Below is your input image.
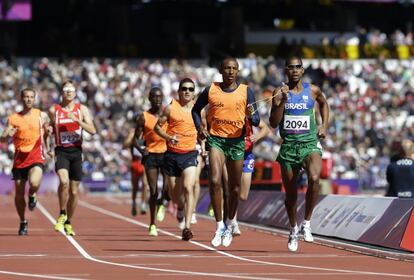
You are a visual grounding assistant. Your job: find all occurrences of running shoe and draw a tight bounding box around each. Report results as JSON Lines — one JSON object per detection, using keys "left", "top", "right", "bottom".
{"left": 300, "top": 224, "right": 314, "bottom": 242}
{"left": 18, "top": 220, "right": 28, "bottom": 236}
{"left": 207, "top": 204, "right": 214, "bottom": 217}
{"left": 140, "top": 202, "right": 147, "bottom": 215}
{"left": 211, "top": 228, "right": 225, "bottom": 247}
{"left": 231, "top": 222, "right": 241, "bottom": 236}
{"left": 287, "top": 231, "right": 299, "bottom": 252}
{"left": 149, "top": 224, "right": 158, "bottom": 237}
{"left": 131, "top": 203, "right": 137, "bottom": 216}
{"left": 182, "top": 228, "right": 193, "bottom": 241}
{"left": 221, "top": 228, "right": 233, "bottom": 247}
{"left": 190, "top": 213, "right": 197, "bottom": 224}
{"left": 157, "top": 205, "right": 166, "bottom": 222}
{"left": 28, "top": 194, "right": 37, "bottom": 211}
{"left": 176, "top": 209, "right": 185, "bottom": 229}
{"left": 54, "top": 214, "right": 67, "bottom": 232}
{"left": 178, "top": 219, "right": 186, "bottom": 230}
{"left": 64, "top": 223, "right": 76, "bottom": 236}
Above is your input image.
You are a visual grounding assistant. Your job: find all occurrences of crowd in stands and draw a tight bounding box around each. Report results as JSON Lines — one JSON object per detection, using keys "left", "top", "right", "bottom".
{"left": 279, "top": 28, "right": 414, "bottom": 59}
{"left": 0, "top": 55, "right": 413, "bottom": 191}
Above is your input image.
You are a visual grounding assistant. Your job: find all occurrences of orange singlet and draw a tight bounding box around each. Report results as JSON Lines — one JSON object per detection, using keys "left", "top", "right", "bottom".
{"left": 143, "top": 111, "right": 167, "bottom": 153}
{"left": 8, "top": 108, "right": 45, "bottom": 168}
{"left": 166, "top": 99, "right": 197, "bottom": 153}
{"left": 207, "top": 83, "right": 247, "bottom": 138}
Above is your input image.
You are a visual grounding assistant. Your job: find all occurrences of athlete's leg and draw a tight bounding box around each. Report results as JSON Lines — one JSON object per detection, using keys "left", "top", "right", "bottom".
{"left": 281, "top": 167, "right": 301, "bottom": 227}
{"left": 141, "top": 171, "right": 149, "bottom": 211}
{"left": 240, "top": 172, "right": 252, "bottom": 201}
{"left": 221, "top": 164, "right": 229, "bottom": 222}
{"left": 146, "top": 168, "right": 159, "bottom": 226}
{"left": 225, "top": 158, "right": 243, "bottom": 220}
{"left": 28, "top": 165, "right": 43, "bottom": 197}
{"left": 14, "top": 179, "right": 27, "bottom": 222}
{"left": 302, "top": 153, "right": 322, "bottom": 220}
{"left": 192, "top": 155, "right": 202, "bottom": 216}
{"left": 67, "top": 180, "right": 81, "bottom": 222}
{"left": 182, "top": 166, "right": 197, "bottom": 229}
{"left": 56, "top": 169, "right": 70, "bottom": 213}
{"left": 131, "top": 170, "right": 139, "bottom": 205}
{"left": 208, "top": 147, "right": 225, "bottom": 222}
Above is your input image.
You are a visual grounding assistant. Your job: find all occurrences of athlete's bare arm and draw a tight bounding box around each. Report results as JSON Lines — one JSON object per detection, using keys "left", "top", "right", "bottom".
{"left": 40, "top": 112, "right": 52, "bottom": 155}
{"left": 154, "top": 105, "right": 176, "bottom": 144}
{"left": 311, "top": 84, "right": 329, "bottom": 139}
{"left": 0, "top": 120, "right": 16, "bottom": 142}
{"left": 250, "top": 119, "right": 270, "bottom": 144}
{"left": 77, "top": 105, "right": 97, "bottom": 135}
{"left": 269, "top": 84, "right": 289, "bottom": 128}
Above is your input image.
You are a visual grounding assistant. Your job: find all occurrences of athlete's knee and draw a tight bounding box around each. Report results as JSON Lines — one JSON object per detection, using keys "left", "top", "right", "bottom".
{"left": 307, "top": 172, "right": 320, "bottom": 186}
{"left": 209, "top": 174, "right": 222, "bottom": 188}
{"left": 239, "top": 192, "right": 248, "bottom": 201}
{"left": 59, "top": 179, "right": 70, "bottom": 190}
{"left": 70, "top": 187, "right": 78, "bottom": 197}
{"left": 229, "top": 185, "right": 240, "bottom": 197}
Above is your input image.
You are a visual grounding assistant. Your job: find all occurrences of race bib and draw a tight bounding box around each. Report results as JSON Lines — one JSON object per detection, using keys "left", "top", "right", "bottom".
{"left": 283, "top": 115, "right": 310, "bottom": 134}
{"left": 60, "top": 130, "right": 81, "bottom": 144}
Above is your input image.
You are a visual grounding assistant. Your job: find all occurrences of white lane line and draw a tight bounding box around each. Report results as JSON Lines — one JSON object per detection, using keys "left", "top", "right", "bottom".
{"left": 0, "top": 270, "right": 87, "bottom": 280}
{"left": 0, "top": 254, "right": 46, "bottom": 257}
{"left": 37, "top": 202, "right": 285, "bottom": 280}
{"left": 80, "top": 200, "right": 414, "bottom": 278}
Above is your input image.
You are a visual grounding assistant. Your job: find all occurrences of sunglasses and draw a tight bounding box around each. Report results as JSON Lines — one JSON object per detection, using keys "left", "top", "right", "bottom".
{"left": 286, "top": 64, "right": 303, "bottom": 70}
{"left": 180, "top": 87, "right": 195, "bottom": 92}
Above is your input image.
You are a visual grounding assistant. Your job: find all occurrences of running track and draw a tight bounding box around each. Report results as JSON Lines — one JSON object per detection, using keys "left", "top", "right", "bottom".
{"left": 1, "top": 194, "right": 413, "bottom": 280}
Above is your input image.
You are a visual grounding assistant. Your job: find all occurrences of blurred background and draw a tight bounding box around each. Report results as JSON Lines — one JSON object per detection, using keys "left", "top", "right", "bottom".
{"left": 1, "top": 0, "right": 414, "bottom": 195}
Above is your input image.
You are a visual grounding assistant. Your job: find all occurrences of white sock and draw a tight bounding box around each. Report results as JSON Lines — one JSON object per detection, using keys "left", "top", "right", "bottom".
{"left": 216, "top": 220, "right": 225, "bottom": 230}
{"left": 291, "top": 224, "right": 299, "bottom": 234}
{"left": 302, "top": 220, "right": 311, "bottom": 228}
{"left": 227, "top": 218, "right": 237, "bottom": 226}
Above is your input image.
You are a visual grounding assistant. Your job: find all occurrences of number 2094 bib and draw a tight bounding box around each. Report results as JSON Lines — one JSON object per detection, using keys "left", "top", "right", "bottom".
{"left": 283, "top": 115, "right": 310, "bottom": 134}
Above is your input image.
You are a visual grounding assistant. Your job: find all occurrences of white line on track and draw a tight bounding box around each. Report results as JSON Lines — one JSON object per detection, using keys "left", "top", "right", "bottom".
{"left": 79, "top": 200, "right": 414, "bottom": 278}
{"left": 37, "top": 202, "right": 286, "bottom": 280}
{"left": 0, "top": 270, "right": 86, "bottom": 280}
{"left": 0, "top": 254, "right": 46, "bottom": 257}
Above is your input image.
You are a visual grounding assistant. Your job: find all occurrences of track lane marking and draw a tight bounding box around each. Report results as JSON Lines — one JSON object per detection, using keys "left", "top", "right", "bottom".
{"left": 79, "top": 200, "right": 414, "bottom": 278}
{"left": 37, "top": 202, "right": 286, "bottom": 280}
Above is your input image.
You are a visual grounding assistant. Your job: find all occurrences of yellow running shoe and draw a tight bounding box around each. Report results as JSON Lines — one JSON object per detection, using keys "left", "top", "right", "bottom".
{"left": 156, "top": 205, "right": 165, "bottom": 222}
{"left": 64, "top": 223, "right": 76, "bottom": 236}
{"left": 148, "top": 224, "right": 158, "bottom": 236}
{"left": 208, "top": 204, "right": 214, "bottom": 217}
{"left": 54, "top": 214, "right": 67, "bottom": 232}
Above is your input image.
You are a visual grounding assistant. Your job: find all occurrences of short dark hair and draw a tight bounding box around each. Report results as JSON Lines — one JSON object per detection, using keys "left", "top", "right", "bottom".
{"left": 178, "top": 78, "right": 195, "bottom": 90}
{"left": 149, "top": 87, "right": 162, "bottom": 97}
{"left": 20, "top": 87, "right": 36, "bottom": 99}
{"left": 220, "top": 57, "right": 239, "bottom": 70}
{"left": 285, "top": 56, "right": 303, "bottom": 67}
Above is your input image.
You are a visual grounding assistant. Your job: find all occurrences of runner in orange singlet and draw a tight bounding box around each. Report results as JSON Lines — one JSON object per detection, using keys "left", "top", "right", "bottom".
{"left": 134, "top": 87, "right": 168, "bottom": 236}
{"left": 1, "top": 88, "right": 50, "bottom": 235}
{"left": 154, "top": 78, "right": 198, "bottom": 241}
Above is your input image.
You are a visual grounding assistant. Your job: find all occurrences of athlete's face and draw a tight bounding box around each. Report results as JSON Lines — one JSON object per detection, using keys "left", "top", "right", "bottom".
{"left": 149, "top": 90, "right": 163, "bottom": 108}
{"left": 220, "top": 59, "right": 239, "bottom": 85}
{"left": 178, "top": 82, "right": 195, "bottom": 103}
{"left": 21, "top": 91, "right": 36, "bottom": 109}
{"left": 61, "top": 83, "right": 76, "bottom": 102}
{"left": 285, "top": 59, "right": 304, "bottom": 83}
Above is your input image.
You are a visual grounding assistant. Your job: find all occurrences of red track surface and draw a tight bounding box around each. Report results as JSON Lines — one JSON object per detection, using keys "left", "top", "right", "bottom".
{"left": 1, "top": 194, "right": 414, "bottom": 280}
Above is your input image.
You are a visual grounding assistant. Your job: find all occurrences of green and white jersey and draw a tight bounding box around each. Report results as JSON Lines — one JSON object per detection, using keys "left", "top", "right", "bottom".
{"left": 279, "top": 82, "right": 318, "bottom": 143}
